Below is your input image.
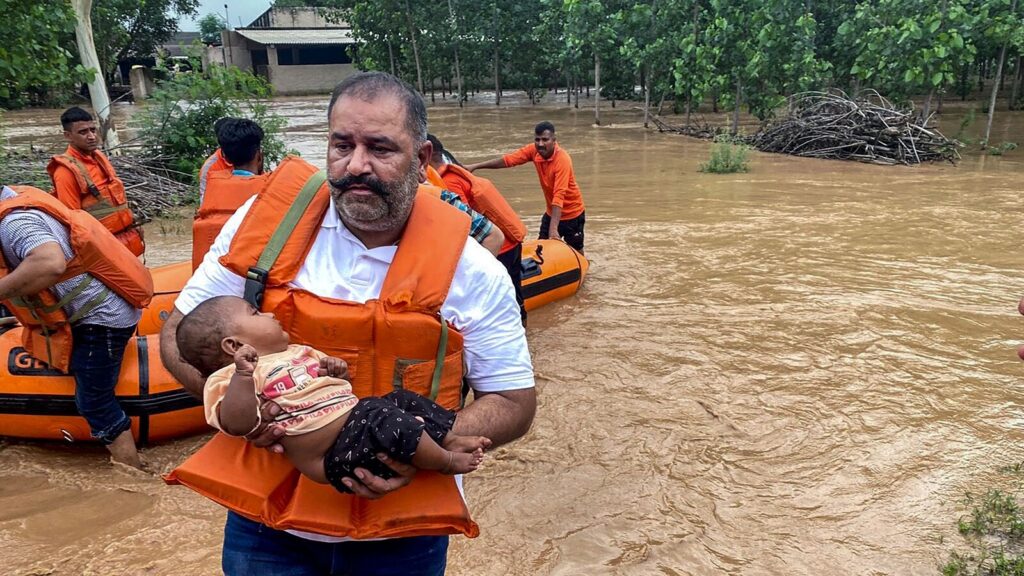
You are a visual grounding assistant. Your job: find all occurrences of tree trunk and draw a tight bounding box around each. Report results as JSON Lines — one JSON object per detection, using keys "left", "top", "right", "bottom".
{"left": 594, "top": 52, "right": 601, "bottom": 126}
{"left": 387, "top": 38, "right": 396, "bottom": 76}
{"left": 493, "top": 3, "right": 501, "bottom": 106}
{"left": 70, "top": 0, "right": 119, "bottom": 150}
{"left": 731, "top": 79, "right": 741, "bottom": 136}
{"left": 403, "top": 0, "right": 424, "bottom": 93}
{"left": 921, "top": 88, "right": 934, "bottom": 122}
{"left": 983, "top": 0, "right": 1017, "bottom": 148}
{"left": 574, "top": 79, "right": 579, "bottom": 108}
{"left": 657, "top": 90, "right": 666, "bottom": 115}
{"left": 643, "top": 65, "right": 651, "bottom": 128}
{"left": 567, "top": 74, "right": 571, "bottom": 105}
{"left": 1009, "top": 55, "right": 1022, "bottom": 110}
{"left": 446, "top": 0, "right": 464, "bottom": 108}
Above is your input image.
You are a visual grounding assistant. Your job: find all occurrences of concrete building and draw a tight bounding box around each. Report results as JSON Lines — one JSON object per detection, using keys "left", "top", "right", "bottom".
{"left": 219, "top": 7, "right": 356, "bottom": 96}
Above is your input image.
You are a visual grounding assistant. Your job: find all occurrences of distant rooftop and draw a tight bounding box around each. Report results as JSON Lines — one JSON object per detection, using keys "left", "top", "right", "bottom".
{"left": 248, "top": 7, "right": 347, "bottom": 29}
{"left": 234, "top": 28, "right": 353, "bottom": 46}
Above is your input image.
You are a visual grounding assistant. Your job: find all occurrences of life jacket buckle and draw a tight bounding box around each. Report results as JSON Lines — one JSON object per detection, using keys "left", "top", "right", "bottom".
{"left": 87, "top": 184, "right": 101, "bottom": 198}
{"left": 243, "top": 267, "right": 269, "bottom": 309}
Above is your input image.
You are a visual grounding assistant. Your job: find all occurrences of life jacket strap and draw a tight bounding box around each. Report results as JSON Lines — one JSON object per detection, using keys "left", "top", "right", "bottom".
{"left": 429, "top": 316, "right": 448, "bottom": 402}
{"left": 62, "top": 154, "right": 101, "bottom": 198}
{"left": 242, "top": 170, "right": 327, "bottom": 309}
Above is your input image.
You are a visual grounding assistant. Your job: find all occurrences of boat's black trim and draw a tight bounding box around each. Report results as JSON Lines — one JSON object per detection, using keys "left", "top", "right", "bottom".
{"left": 0, "top": 389, "right": 200, "bottom": 417}
{"left": 522, "top": 268, "right": 582, "bottom": 300}
{"left": 137, "top": 336, "right": 151, "bottom": 445}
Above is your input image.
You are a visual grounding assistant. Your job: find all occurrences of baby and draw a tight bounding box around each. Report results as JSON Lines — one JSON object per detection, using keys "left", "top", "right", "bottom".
{"left": 174, "top": 295, "right": 490, "bottom": 493}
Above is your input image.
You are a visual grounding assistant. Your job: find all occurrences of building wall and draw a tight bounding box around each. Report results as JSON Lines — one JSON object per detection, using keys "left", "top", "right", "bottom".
{"left": 267, "top": 8, "right": 347, "bottom": 28}
{"left": 220, "top": 31, "right": 253, "bottom": 71}
{"left": 267, "top": 63, "right": 356, "bottom": 95}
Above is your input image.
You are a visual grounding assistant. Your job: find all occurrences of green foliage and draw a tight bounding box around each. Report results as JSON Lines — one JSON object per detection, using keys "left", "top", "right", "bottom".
{"left": 134, "top": 56, "right": 295, "bottom": 188}
{"left": 699, "top": 135, "right": 751, "bottom": 173}
{"left": 942, "top": 464, "right": 1024, "bottom": 575}
{"left": 987, "top": 141, "right": 1018, "bottom": 155}
{"left": 89, "top": 0, "right": 200, "bottom": 82}
{"left": 0, "top": 0, "right": 90, "bottom": 108}
{"left": 198, "top": 13, "right": 228, "bottom": 44}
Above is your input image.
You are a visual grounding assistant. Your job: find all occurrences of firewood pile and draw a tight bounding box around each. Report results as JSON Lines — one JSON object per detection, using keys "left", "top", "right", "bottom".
{"left": 749, "top": 91, "right": 961, "bottom": 165}
{"left": 0, "top": 148, "right": 195, "bottom": 221}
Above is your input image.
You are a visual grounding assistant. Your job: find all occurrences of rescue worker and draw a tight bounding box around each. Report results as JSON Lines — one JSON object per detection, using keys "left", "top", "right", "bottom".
{"left": 47, "top": 107, "right": 145, "bottom": 256}
{"left": 192, "top": 118, "right": 270, "bottom": 269}
{"left": 466, "top": 120, "right": 587, "bottom": 253}
{"left": 159, "top": 72, "right": 535, "bottom": 574}
{"left": 427, "top": 134, "right": 528, "bottom": 323}
{"left": 0, "top": 184, "right": 153, "bottom": 468}
{"left": 197, "top": 117, "right": 235, "bottom": 204}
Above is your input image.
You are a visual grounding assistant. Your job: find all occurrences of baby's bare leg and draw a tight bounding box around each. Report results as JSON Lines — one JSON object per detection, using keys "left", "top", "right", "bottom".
{"left": 282, "top": 413, "right": 348, "bottom": 484}
{"left": 412, "top": 432, "right": 484, "bottom": 475}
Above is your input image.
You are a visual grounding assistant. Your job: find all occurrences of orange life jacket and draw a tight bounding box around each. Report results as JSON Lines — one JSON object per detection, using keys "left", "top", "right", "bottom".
{"left": 165, "top": 159, "right": 480, "bottom": 540}
{"left": 46, "top": 151, "right": 144, "bottom": 257}
{"left": 191, "top": 166, "right": 274, "bottom": 270}
{"left": 438, "top": 163, "right": 527, "bottom": 252}
{"left": 198, "top": 148, "right": 233, "bottom": 198}
{"left": 0, "top": 187, "right": 154, "bottom": 371}
{"left": 425, "top": 164, "right": 447, "bottom": 188}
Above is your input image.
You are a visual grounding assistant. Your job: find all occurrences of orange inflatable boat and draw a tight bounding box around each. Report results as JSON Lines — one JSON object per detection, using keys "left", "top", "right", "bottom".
{"left": 138, "top": 260, "right": 192, "bottom": 336}
{"left": 521, "top": 239, "right": 589, "bottom": 312}
{"left": 0, "top": 327, "right": 206, "bottom": 444}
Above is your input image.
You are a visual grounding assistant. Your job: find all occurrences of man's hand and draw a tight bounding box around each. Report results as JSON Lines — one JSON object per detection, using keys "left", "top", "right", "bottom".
{"left": 341, "top": 454, "right": 417, "bottom": 499}
{"left": 318, "top": 356, "right": 349, "bottom": 379}
{"left": 243, "top": 400, "right": 287, "bottom": 454}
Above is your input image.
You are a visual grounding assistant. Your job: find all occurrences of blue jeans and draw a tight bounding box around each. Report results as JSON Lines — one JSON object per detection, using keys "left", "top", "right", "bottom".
{"left": 69, "top": 323, "right": 136, "bottom": 445}
{"left": 222, "top": 512, "right": 449, "bottom": 576}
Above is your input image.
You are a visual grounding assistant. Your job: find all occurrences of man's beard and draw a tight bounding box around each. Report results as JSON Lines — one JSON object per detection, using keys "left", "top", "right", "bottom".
{"left": 329, "top": 162, "right": 419, "bottom": 233}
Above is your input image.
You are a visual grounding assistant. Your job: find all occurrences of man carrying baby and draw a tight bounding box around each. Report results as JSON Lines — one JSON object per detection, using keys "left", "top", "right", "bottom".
{"left": 160, "top": 71, "right": 535, "bottom": 575}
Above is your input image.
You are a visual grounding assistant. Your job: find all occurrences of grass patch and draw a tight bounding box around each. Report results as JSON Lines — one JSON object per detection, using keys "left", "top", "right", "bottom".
{"left": 988, "top": 142, "right": 1018, "bottom": 156}
{"left": 700, "top": 135, "right": 751, "bottom": 174}
{"left": 942, "top": 464, "right": 1024, "bottom": 575}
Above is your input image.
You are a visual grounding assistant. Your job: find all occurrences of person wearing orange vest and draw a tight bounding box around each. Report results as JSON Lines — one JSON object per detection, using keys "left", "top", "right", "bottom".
{"left": 466, "top": 120, "right": 586, "bottom": 253}
{"left": 47, "top": 107, "right": 145, "bottom": 257}
{"left": 159, "top": 72, "right": 535, "bottom": 574}
{"left": 0, "top": 185, "right": 152, "bottom": 468}
{"left": 427, "top": 134, "right": 529, "bottom": 323}
{"left": 197, "top": 117, "right": 235, "bottom": 203}
{"left": 192, "top": 118, "right": 270, "bottom": 269}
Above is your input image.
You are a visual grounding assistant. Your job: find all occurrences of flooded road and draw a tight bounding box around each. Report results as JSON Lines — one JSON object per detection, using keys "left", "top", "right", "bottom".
{"left": 2, "top": 95, "right": 1023, "bottom": 575}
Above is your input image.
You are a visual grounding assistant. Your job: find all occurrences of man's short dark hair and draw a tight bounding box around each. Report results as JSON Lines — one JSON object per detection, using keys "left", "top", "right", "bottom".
{"left": 175, "top": 295, "right": 238, "bottom": 377}
{"left": 535, "top": 121, "right": 556, "bottom": 136}
{"left": 60, "top": 107, "right": 93, "bottom": 130}
{"left": 214, "top": 116, "right": 234, "bottom": 139}
{"left": 328, "top": 72, "right": 427, "bottom": 145}
{"left": 426, "top": 133, "right": 444, "bottom": 161}
{"left": 218, "top": 118, "right": 264, "bottom": 166}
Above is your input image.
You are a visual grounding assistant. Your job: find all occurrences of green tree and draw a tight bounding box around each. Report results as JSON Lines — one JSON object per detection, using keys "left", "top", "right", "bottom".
{"left": 565, "top": 0, "right": 619, "bottom": 124}
{"left": 198, "top": 13, "right": 227, "bottom": 44}
{"left": 838, "top": 0, "right": 976, "bottom": 119}
{"left": 976, "top": 0, "right": 1024, "bottom": 146}
{"left": 0, "top": 0, "right": 90, "bottom": 107}
{"left": 89, "top": 0, "right": 199, "bottom": 84}
{"left": 134, "top": 55, "right": 293, "bottom": 186}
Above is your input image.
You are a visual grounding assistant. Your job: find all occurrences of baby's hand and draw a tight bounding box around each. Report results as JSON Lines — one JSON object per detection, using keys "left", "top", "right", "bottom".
{"left": 234, "top": 344, "right": 259, "bottom": 373}
{"left": 318, "top": 356, "right": 349, "bottom": 379}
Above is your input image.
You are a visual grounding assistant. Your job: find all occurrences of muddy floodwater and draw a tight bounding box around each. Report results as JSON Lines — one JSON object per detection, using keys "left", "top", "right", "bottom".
{"left": 2, "top": 94, "right": 1023, "bottom": 575}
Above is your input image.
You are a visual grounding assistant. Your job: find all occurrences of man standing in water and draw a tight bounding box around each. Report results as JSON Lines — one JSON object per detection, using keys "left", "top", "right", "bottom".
{"left": 159, "top": 71, "right": 535, "bottom": 574}
{"left": 0, "top": 184, "right": 147, "bottom": 468}
{"left": 47, "top": 107, "right": 144, "bottom": 256}
{"left": 466, "top": 121, "right": 586, "bottom": 253}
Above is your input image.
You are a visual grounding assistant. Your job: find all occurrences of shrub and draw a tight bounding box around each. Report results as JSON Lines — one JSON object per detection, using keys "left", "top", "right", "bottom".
{"left": 133, "top": 51, "right": 295, "bottom": 191}
{"left": 699, "top": 135, "right": 750, "bottom": 173}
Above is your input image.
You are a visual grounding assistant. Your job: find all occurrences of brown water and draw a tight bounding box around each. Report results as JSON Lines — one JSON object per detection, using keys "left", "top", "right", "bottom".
{"left": 2, "top": 95, "right": 1024, "bottom": 575}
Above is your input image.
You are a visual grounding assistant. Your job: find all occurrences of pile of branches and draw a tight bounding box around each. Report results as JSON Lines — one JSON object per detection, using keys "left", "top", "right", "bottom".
{"left": 749, "top": 91, "right": 961, "bottom": 165}
{"left": 0, "top": 148, "right": 195, "bottom": 221}
{"left": 650, "top": 115, "right": 722, "bottom": 140}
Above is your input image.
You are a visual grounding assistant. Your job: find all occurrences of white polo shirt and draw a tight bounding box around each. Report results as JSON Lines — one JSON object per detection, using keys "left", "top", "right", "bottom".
{"left": 176, "top": 196, "right": 535, "bottom": 394}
